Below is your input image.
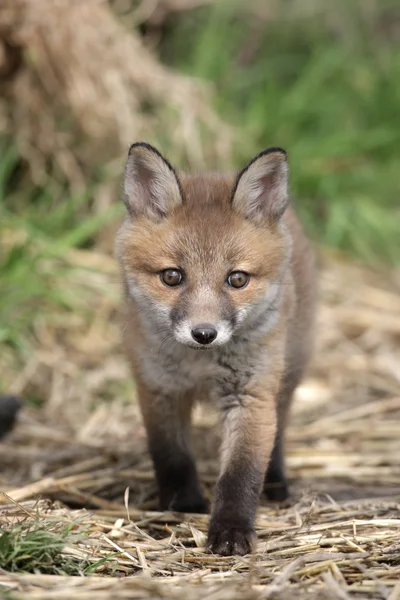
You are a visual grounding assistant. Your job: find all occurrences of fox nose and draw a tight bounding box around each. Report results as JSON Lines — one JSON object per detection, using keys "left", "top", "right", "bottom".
{"left": 191, "top": 324, "right": 217, "bottom": 345}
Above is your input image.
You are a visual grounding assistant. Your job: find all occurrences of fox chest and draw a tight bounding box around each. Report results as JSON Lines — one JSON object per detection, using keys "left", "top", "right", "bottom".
{"left": 138, "top": 346, "right": 217, "bottom": 395}
{"left": 137, "top": 343, "right": 259, "bottom": 399}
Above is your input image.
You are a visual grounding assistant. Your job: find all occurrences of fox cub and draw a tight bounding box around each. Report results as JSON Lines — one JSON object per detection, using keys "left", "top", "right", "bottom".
{"left": 116, "top": 143, "right": 316, "bottom": 556}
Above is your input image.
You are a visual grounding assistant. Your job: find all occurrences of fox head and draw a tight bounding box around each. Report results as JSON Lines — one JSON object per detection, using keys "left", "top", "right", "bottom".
{"left": 116, "top": 143, "right": 292, "bottom": 350}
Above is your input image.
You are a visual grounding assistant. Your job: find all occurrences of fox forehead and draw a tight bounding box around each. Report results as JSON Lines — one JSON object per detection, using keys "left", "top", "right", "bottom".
{"left": 119, "top": 173, "right": 287, "bottom": 278}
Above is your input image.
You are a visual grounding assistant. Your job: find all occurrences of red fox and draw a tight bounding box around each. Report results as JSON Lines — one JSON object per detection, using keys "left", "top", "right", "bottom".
{"left": 116, "top": 143, "right": 316, "bottom": 556}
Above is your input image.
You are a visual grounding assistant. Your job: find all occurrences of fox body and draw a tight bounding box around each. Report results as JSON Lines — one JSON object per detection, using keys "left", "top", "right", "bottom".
{"left": 116, "top": 143, "right": 316, "bottom": 556}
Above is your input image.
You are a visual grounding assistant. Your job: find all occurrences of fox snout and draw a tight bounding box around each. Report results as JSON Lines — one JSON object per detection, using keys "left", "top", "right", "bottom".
{"left": 174, "top": 317, "right": 232, "bottom": 349}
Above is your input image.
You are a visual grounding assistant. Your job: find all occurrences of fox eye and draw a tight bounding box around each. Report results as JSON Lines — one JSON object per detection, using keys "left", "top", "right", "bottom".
{"left": 160, "top": 269, "right": 183, "bottom": 287}
{"left": 227, "top": 271, "right": 249, "bottom": 289}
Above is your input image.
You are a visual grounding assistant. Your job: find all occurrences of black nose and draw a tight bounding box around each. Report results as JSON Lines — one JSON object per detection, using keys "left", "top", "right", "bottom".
{"left": 191, "top": 324, "right": 217, "bottom": 345}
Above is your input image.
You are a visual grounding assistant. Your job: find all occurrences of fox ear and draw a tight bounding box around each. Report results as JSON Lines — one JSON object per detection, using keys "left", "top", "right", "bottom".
{"left": 231, "top": 148, "right": 289, "bottom": 224}
{"left": 123, "top": 142, "right": 183, "bottom": 219}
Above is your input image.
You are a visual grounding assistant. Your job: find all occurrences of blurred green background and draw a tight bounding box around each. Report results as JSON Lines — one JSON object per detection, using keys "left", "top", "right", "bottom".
{"left": 1, "top": 0, "right": 399, "bottom": 381}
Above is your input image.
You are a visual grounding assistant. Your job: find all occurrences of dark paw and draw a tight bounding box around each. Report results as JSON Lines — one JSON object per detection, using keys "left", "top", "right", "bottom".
{"left": 264, "top": 479, "right": 289, "bottom": 502}
{"left": 171, "top": 496, "right": 209, "bottom": 514}
{"left": 161, "top": 489, "right": 209, "bottom": 514}
{"left": 206, "top": 522, "right": 256, "bottom": 556}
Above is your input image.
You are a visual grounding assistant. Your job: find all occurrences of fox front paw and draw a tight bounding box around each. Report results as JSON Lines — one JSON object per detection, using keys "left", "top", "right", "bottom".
{"left": 206, "top": 521, "right": 256, "bottom": 556}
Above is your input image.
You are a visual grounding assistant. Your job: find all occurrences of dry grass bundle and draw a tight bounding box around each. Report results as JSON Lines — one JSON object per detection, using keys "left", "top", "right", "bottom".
{"left": 0, "top": 248, "right": 400, "bottom": 598}
{"left": 0, "top": 0, "right": 231, "bottom": 188}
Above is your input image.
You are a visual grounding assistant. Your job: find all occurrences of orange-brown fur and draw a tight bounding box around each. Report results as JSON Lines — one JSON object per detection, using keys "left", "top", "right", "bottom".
{"left": 116, "top": 144, "right": 316, "bottom": 556}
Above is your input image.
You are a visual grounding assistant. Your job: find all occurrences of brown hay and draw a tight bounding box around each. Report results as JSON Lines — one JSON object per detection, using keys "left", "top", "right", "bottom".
{"left": 0, "top": 248, "right": 400, "bottom": 598}
{"left": 0, "top": 0, "right": 231, "bottom": 189}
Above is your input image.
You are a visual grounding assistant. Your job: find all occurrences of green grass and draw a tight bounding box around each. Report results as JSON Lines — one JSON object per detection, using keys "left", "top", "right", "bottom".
{"left": 0, "top": 516, "right": 86, "bottom": 575}
{"left": 162, "top": 0, "right": 400, "bottom": 264}
{"left": 0, "top": 145, "right": 122, "bottom": 384}
{"left": 0, "top": 512, "right": 118, "bottom": 579}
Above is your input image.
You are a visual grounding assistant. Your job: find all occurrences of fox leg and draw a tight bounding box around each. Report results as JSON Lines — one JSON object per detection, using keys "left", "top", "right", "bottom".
{"left": 263, "top": 418, "right": 289, "bottom": 502}
{"left": 207, "top": 391, "right": 276, "bottom": 555}
{"left": 264, "top": 387, "right": 292, "bottom": 502}
{"left": 138, "top": 384, "right": 207, "bottom": 514}
{"left": 264, "top": 370, "right": 303, "bottom": 501}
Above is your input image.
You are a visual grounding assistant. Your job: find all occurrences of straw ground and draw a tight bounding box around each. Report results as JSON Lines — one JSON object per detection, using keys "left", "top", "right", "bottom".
{"left": 1, "top": 246, "right": 399, "bottom": 599}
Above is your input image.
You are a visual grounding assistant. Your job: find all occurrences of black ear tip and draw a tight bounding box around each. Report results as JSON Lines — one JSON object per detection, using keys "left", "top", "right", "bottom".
{"left": 260, "top": 147, "right": 287, "bottom": 159}
{"left": 128, "top": 142, "right": 159, "bottom": 156}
